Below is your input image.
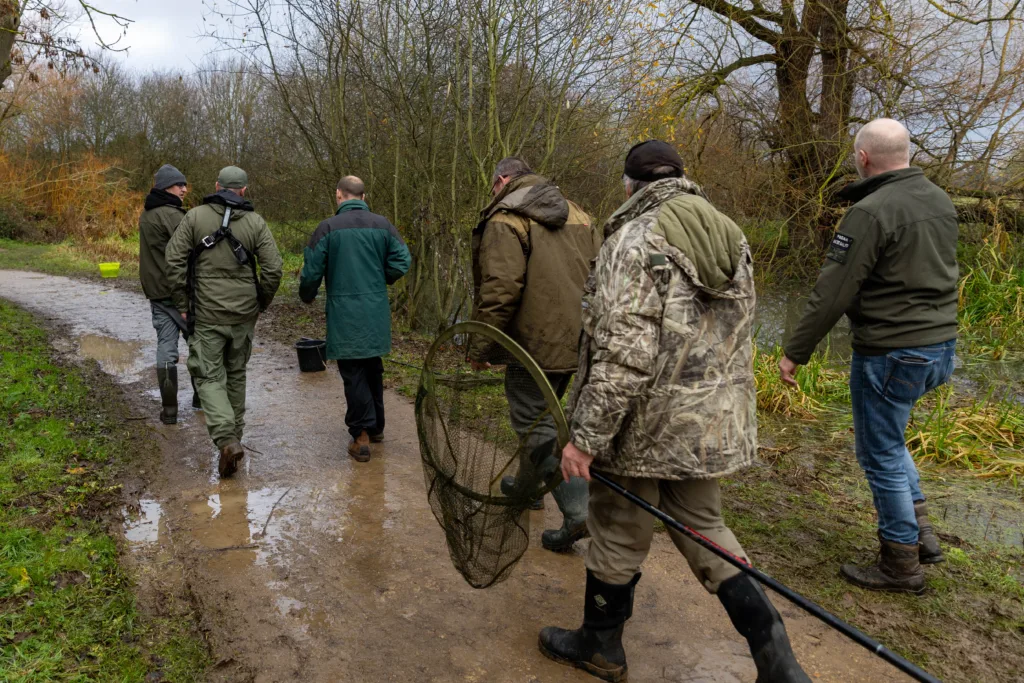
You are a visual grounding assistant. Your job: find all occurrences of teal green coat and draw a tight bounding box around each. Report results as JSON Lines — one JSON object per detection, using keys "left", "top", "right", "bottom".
{"left": 299, "top": 200, "right": 412, "bottom": 360}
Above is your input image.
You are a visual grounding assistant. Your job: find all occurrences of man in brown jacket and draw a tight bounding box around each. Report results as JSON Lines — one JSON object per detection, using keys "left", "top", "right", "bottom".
{"left": 469, "top": 157, "right": 599, "bottom": 551}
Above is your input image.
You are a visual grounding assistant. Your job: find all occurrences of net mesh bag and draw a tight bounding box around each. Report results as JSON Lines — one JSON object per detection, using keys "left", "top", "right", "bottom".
{"left": 415, "top": 322, "right": 567, "bottom": 588}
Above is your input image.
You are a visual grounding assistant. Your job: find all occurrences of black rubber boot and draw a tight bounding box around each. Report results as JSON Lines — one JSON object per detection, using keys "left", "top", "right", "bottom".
{"left": 717, "top": 573, "right": 812, "bottom": 683}
{"left": 541, "top": 518, "right": 589, "bottom": 552}
{"left": 500, "top": 475, "right": 543, "bottom": 510}
{"left": 191, "top": 376, "right": 202, "bottom": 411}
{"left": 157, "top": 367, "right": 178, "bottom": 425}
{"left": 538, "top": 571, "right": 639, "bottom": 682}
{"left": 915, "top": 501, "right": 944, "bottom": 564}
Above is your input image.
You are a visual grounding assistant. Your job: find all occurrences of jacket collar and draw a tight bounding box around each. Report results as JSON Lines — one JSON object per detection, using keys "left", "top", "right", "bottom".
{"left": 144, "top": 188, "right": 185, "bottom": 212}
{"left": 336, "top": 199, "right": 369, "bottom": 215}
{"left": 203, "top": 189, "right": 254, "bottom": 212}
{"left": 838, "top": 167, "right": 923, "bottom": 203}
{"left": 603, "top": 177, "right": 706, "bottom": 240}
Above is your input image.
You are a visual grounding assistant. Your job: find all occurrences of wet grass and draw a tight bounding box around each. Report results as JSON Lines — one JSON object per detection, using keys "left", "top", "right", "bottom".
{"left": 0, "top": 300, "right": 208, "bottom": 681}
{"left": 0, "top": 237, "right": 140, "bottom": 281}
{"left": 723, "top": 420, "right": 1024, "bottom": 683}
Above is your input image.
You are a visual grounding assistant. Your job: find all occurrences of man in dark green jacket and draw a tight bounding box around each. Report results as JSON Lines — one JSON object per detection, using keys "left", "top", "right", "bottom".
{"left": 139, "top": 164, "right": 199, "bottom": 424}
{"left": 165, "top": 166, "right": 283, "bottom": 478}
{"left": 299, "top": 176, "right": 412, "bottom": 463}
{"left": 781, "top": 119, "right": 958, "bottom": 594}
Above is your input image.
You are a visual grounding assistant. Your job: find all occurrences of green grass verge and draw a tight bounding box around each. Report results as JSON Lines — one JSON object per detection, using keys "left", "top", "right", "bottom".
{"left": 0, "top": 300, "right": 208, "bottom": 682}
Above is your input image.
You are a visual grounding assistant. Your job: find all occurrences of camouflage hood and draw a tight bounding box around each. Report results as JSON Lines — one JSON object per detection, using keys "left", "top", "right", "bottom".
{"left": 566, "top": 177, "right": 757, "bottom": 481}
{"left": 606, "top": 177, "right": 745, "bottom": 292}
{"left": 480, "top": 174, "right": 569, "bottom": 230}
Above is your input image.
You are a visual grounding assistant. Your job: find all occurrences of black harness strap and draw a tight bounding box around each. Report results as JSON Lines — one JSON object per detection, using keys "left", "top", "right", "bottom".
{"left": 185, "top": 206, "right": 265, "bottom": 335}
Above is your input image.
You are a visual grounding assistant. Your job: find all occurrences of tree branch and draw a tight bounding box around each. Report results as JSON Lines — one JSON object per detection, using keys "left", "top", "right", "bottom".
{"left": 688, "top": 0, "right": 782, "bottom": 45}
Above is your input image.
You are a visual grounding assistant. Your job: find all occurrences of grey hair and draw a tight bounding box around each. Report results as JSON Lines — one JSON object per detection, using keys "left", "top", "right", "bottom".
{"left": 492, "top": 157, "right": 532, "bottom": 184}
{"left": 622, "top": 165, "right": 680, "bottom": 195}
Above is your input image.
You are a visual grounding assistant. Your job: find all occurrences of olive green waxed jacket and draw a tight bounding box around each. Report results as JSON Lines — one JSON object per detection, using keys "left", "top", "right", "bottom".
{"left": 165, "top": 191, "right": 283, "bottom": 325}
{"left": 470, "top": 174, "right": 600, "bottom": 372}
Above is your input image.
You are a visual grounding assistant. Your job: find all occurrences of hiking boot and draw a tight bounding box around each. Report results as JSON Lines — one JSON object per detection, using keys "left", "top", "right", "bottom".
{"left": 718, "top": 573, "right": 812, "bottom": 683}
{"left": 218, "top": 442, "right": 245, "bottom": 479}
{"left": 840, "top": 536, "right": 925, "bottom": 594}
{"left": 538, "top": 571, "right": 639, "bottom": 682}
{"left": 500, "top": 475, "right": 543, "bottom": 510}
{"left": 157, "top": 366, "right": 178, "bottom": 425}
{"left": 915, "top": 501, "right": 944, "bottom": 564}
{"left": 348, "top": 431, "right": 371, "bottom": 462}
{"left": 542, "top": 518, "right": 589, "bottom": 552}
{"left": 369, "top": 432, "right": 385, "bottom": 444}
{"left": 191, "top": 376, "right": 202, "bottom": 411}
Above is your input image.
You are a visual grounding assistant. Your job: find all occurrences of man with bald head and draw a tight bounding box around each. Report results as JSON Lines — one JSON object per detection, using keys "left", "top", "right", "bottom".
{"left": 300, "top": 176, "right": 412, "bottom": 462}
{"left": 781, "top": 119, "right": 958, "bottom": 594}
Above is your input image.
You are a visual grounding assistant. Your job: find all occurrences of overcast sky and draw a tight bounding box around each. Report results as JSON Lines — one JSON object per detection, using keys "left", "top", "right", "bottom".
{"left": 80, "top": 0, "right": 221, "bottom": 73}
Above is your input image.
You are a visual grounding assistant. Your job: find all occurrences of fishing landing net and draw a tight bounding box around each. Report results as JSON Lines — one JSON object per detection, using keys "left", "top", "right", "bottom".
{"left": 415, "top": 322, "right": 568, "bottom": 588}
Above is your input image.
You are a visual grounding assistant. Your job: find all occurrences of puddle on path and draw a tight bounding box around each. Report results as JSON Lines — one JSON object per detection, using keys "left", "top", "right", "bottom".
{"left": 78, "top": 334, "right": 144, "bottom": 378}
{"left": 123, "top": 499, "right": 163, "bottom": 546}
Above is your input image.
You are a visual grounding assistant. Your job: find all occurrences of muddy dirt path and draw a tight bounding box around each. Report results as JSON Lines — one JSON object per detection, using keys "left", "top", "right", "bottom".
{"left": 0, "top": 270, "right": 907, "bottom": 683}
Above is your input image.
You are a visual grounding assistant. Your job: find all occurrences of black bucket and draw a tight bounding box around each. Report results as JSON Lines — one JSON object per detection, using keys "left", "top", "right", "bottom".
{"left": 295, "top": 338, "right": 327, "bottom": 372}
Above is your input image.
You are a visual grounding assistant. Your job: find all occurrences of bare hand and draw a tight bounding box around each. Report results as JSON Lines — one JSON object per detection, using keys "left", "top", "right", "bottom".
{"left": 778, "top": 355, "right": 799, "bottom": 388}
{"left": 561, "top": 442, "right": 594, "bottom": 483}
{"left": 470, "top": 360, "right": 491, "bottom": 372}
{"left": 181, "top": 312, "right": 188, "bottom": 321}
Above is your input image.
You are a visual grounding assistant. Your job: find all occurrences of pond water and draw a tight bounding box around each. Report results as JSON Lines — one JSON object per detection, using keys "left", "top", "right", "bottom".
{"left": 755, "top": 288, "right": 1024, "bottom": 399}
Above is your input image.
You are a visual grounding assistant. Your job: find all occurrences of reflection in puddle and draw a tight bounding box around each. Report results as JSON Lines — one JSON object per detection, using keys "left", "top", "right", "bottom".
{"left": 77, "top": 334, "right": 144, "bottom": 379}
{"left": 124, "top": 499, "right": 163, "bottom": 545}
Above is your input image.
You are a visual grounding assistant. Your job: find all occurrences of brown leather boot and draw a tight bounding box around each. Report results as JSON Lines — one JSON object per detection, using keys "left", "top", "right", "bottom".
{"left": 218, "top": 442, "right": 245, "bottom": 478}
{"left": 840, "top": 536, "right": 925, "bottom": 594}
{"left": 369, "top": 432, "right": 385, "bottom": 444}
{"left": 348, "top": 431, "right": 371, "bottom": 462}
{"left": 915, "top": 501, "right": 945, "bottom": 564}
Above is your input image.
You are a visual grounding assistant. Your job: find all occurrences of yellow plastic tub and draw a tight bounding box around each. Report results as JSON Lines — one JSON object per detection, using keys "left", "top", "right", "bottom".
{"left": 98, "top": 262, "right": 120, "bottom": 278}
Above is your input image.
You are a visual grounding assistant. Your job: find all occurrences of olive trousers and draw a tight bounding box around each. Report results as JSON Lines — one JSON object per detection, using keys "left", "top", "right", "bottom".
{"left": 186, "top": 320, "right": 256, "bottom": 449}
{"left": 586, "top": 473, "right": 748, "bottom": 593}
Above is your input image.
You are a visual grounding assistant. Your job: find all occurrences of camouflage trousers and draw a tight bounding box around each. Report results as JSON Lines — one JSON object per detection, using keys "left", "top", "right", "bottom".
{"left": 187, "top": 320, "right": 256, "bottom": 449}
{"left": 586, "top": 473, "right": 748, "bottom": 593}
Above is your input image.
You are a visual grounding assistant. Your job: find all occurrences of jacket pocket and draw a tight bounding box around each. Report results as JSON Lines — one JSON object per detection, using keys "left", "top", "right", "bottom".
{"left": 884, "top": 353, "right": 935, "bottom": 403}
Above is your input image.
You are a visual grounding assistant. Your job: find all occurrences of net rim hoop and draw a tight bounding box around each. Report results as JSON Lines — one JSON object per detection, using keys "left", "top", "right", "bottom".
{"left": 421, "top": 321, "right": 569, "bottom": 448}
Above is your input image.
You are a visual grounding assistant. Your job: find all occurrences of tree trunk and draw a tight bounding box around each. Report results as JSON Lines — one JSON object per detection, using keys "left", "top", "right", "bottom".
{"left": 0, "top": 3, "right": 23, "bottom": 90}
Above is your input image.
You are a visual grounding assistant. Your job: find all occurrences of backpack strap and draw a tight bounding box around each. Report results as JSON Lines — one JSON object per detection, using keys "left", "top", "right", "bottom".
{"left": 185, "top": 208, "right": 265, "bottom": 333}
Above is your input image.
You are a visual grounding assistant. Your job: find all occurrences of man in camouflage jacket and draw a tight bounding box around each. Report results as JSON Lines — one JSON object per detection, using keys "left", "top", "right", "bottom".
{"left": 539, "top": 141, "right": 810, "bottom": 683}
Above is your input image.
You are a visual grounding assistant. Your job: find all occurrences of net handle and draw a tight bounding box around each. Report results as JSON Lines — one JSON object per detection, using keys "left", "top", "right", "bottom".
{"left": 422, "top": 321, "right": 571, "bottom": 449}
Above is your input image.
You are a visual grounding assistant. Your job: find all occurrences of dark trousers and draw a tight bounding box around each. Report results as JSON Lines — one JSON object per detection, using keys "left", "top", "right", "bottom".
{"left": 338, "top": 357, "right": 385, "bottom": 439}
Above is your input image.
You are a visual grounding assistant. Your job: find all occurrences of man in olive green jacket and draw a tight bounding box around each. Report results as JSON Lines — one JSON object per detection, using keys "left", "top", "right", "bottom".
{"left": 781, "top": 119, "right": 958, "bottom": 594}
{"left": 166, "top": 166, "right": 283, "bottom": 478}
{"left": 139, "top": 164, "right": 198, "bottom": 424}
{"left": 470, "top": 157, "right": 599, "bottom": 552}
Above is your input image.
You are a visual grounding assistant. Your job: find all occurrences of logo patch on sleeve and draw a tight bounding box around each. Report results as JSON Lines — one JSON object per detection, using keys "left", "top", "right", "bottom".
{"left": 826, "top": 233, "right": 854, "bottom": 264}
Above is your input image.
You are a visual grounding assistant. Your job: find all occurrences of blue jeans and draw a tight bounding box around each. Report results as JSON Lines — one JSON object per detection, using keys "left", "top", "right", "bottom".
{"left": 850, "top": 341, "right": 956, "bottom": 545}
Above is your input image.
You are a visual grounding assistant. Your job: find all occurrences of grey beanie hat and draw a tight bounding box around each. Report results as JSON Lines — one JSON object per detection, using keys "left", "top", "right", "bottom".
{"left": 153, "top": 164, "right": 187, "bottom": 190}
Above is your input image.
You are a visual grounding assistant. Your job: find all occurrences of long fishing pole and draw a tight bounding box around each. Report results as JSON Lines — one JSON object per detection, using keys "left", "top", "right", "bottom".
{"left": 591, "top": 471, "right": 941, "bottom": 683}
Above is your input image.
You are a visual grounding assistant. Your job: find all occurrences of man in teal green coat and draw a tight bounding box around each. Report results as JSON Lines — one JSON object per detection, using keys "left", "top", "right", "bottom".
{"left": 300, "top": 176, "right": 412, "bottom": 462}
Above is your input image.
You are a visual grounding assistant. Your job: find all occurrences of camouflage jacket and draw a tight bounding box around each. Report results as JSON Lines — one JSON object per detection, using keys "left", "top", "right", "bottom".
{"left": 567, "top": 178, "right": 757, "bottom": 480}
